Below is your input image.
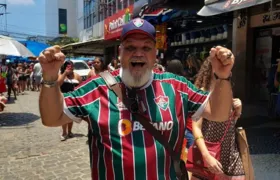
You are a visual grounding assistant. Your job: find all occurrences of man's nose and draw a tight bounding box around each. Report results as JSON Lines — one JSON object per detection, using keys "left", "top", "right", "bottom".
{"left": 134, "top": 49, "right": 145, "bottom": 57}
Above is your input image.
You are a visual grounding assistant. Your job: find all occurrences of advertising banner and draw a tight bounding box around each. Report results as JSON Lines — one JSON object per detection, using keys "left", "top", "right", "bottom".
{"left": 104, "top": 5, "right": 133, "bottom": 40}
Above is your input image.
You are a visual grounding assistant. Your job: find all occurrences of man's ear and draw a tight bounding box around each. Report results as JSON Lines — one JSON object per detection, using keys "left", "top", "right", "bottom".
{"left": 118, "top": 45, "right": 121, "bottom": 54}
{"left": 118, "top": 45, "right": 122, "bottom": 60}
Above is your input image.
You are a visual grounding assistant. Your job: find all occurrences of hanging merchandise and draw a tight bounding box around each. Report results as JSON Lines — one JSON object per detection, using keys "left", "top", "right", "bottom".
{"left": 156, "top": 23, "right": 167, "bottom": 50}
{"left": 223, "top": 24, "right": 228, "bottom": 39}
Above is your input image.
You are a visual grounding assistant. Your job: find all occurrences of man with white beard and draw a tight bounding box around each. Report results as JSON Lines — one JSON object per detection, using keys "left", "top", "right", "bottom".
{"left": 38, "top": 18, "right": 235, "bottom": 180}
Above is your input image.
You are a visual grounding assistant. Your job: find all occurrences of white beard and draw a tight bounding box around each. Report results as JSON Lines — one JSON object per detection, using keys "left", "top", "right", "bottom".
{"left": 121, "top": 68, "right": 152, "bottom": 88}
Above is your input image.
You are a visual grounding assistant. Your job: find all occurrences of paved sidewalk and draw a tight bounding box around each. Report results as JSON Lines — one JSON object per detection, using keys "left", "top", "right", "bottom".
{"left": 0, "top": 91, "right": 91, "bottom": 180}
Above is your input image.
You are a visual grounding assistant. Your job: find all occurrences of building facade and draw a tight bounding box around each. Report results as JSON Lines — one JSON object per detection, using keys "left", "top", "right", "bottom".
{"left": 45, "top": 0, "right": 78, "bottom": 38}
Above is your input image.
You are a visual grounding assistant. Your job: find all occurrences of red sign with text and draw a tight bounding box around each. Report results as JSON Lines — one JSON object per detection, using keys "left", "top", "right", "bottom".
{"left": 104, "top": 5, "right": 134, "bottom": 40}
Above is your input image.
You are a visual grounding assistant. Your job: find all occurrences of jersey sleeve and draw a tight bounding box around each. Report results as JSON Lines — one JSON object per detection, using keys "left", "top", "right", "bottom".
{"left": 175, "top": 75, "right": 210, "bottom": 121}
{"left": 63, "top": 79, "right": 99, "bottom": 123}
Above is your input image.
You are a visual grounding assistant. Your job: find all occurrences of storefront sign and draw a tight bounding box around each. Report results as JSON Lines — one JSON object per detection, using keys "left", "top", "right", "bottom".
{"left": 251, "top": 10, "right": 280, "bottom": 28}
{"left": 104, "top": 6, "right": 133, "bottom": 40}
{"left": 263, "top": 11, "right": 280, "bottom": 23}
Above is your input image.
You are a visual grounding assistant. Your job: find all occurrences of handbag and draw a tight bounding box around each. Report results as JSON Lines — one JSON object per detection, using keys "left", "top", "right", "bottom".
{"left": 99, "top": 72, "right": 188, "bottom": 180}
{"left": 236, "top": 127, "right": 255, "bottom": 180}
{"left": 186, "top": 116, "right": 232, "bottom": 179}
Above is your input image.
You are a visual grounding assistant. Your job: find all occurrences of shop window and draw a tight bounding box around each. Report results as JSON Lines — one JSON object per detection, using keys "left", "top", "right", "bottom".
{"left": 123, "top": 0, "right": 128, "bottom": 9}
{"left": 128, "top": 0, "right": 134, "bottom": 6}
{"left": 84, "top": 18, "right": 87, "bottom": 29}
{"left": 109, "top": 0, "right": 116, "bottom": 16}
{"left": 58, "top": 9, "right": 67, "bottom": 34}
{"left": 117, "top": 0, "right": 123, "bottom": 11}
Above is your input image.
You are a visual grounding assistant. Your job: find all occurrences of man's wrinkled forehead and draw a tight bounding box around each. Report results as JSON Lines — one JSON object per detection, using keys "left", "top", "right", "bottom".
{"left": 122, "top": 34, "right": 156, "bottom": 45}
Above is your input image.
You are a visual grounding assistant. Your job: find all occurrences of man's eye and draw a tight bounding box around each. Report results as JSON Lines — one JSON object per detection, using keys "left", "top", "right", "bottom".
{"left": 143, "top": 47, "right": 152, "bottom": 52}
{"left": 125, "top": 46, "right": 135, "bottom": 51}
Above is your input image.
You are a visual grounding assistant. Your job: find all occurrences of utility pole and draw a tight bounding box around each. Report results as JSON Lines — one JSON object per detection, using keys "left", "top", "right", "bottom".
{"left": 0, "top": 1, "right": 7, "bottom": 32}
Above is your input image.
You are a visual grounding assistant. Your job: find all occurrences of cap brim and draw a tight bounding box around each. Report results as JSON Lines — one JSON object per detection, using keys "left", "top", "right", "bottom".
{"left": 121, "top": 29, "right": 155, "bottom": 42}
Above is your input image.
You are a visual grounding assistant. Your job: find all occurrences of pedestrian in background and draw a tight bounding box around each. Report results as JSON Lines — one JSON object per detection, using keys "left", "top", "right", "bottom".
{"left": 108, "top": 58, "right": 119, "bottom": 72}
{"left": 87, "top": 57, "right": 105, "bottom": 78}
{"left": 6, "top": 62, "right": 17, "bottom": 101}
{"left": 166, "top": 59, "right": 184, "bottom": 76}
{"left": 32, "top": 61, "right": 42, "bottom": 92}
{"left": 191, "top": 59, "right": 245, "bottom": 180}
{"left": 58, "top": 60, "right": 82, "bottom": 141}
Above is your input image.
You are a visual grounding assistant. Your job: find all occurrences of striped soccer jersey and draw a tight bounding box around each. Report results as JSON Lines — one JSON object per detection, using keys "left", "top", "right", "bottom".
{"left": 63, "top": 69, "right": 209, "bottom": 180}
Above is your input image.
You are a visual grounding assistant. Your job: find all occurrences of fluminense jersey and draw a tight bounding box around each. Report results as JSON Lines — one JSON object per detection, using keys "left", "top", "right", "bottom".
{"left": 63, "top": 69, "right": 209, "bottom": 180}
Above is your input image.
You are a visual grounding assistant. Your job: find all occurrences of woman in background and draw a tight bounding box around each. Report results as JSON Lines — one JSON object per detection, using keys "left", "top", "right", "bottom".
{"left": 58, "top": 61, "right": 82, "bottom": 141}
{"left": 191, "top": 59, "right": 245, "bottom": 180}
{"left": 184, "top": 55, "right": 202, "bottom": 83}
{"left": 108, "top": 58, "right": 119, "bottom": 72}
{"left": 87, "top": 57, "right": 105, "bottom": 78}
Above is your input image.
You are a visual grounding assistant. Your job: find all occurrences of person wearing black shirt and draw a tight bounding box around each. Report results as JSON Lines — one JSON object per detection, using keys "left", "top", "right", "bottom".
{"left": 58, "top": 61, "right": 82, "bottom": 141}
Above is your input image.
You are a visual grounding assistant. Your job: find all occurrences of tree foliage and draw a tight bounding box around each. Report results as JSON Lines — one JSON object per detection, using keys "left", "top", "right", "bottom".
{"left": 47, "top": 36, "right": 79, "bottom": 46}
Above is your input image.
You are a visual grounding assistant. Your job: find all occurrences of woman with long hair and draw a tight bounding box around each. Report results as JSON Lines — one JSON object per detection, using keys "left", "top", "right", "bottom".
{"left": 191, "top": 59, "right": 245, "bottom": 180}
{"left": 184, "top": 55, "right": 202, "bottom": 83}
{"left": 58, "top": 60, "right": 82, "bottom": 141}
{"left": 108, "top": 58, "right": 119, "bottom": 72}
{"left": 87, "top": 57, "right": 105, "bottom": 78}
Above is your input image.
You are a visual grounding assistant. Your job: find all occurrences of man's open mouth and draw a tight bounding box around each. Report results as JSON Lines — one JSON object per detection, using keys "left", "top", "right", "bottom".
{"left": 131, "top": 62, "right": 145, "bottom": 67}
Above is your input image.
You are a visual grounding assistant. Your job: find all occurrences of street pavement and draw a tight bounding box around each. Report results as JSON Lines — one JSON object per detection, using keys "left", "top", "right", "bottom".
{"left": 0, "top": 91, "right": 280, "bottom": 180}
{"left": 0, "top": 91, "right": 90, "bottom": 180}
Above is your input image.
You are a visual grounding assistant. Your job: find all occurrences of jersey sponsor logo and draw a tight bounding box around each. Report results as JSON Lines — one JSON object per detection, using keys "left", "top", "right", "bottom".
{"left": 118, "top": 119, "right": 174, "bottom": 136}
{"left": 154, "top": 95, "right": 169, "bottom": 110}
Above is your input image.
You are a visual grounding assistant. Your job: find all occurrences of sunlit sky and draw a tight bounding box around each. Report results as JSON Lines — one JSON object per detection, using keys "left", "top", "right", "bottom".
{"left": 0, "top": 0, "right": 49, "bottom": 36}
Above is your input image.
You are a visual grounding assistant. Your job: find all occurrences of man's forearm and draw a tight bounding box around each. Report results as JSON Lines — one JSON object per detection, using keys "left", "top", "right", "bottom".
{"left": 209, "top": 79, "right": 233, "bottom": 121}
{"left": 39, "top": 85, "right": 65, "bottom": 127}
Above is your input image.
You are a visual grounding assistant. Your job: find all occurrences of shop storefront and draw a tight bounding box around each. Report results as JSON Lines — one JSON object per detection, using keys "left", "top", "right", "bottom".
{"left": 133, "top": 0, "right": 233, "bottom": 66}
{"left": 233, "top": 6, "right": 280, "bottom": 104}
{"left": 103, "top": 5, "right": 134, "bottom": 64}
{"left": 197, "top": 0, "right": 275, "bottom": 103}
{"left": 167, "top": 16, "right": 232, "bottom": 63}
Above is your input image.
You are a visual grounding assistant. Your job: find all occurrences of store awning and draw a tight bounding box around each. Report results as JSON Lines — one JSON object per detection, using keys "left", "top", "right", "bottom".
{"left": 198, "top": 0, "right": 271, "bottom": 16}
{"left": 62, "top": 39, "right": 119, "bottom": 56}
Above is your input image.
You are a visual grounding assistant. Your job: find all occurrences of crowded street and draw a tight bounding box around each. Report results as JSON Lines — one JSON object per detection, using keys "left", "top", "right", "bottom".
{"left": 0, "top": 91, "right": 279, "bottom": 179}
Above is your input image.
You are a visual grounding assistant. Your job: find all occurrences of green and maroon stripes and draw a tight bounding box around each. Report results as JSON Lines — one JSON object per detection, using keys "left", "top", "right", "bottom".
{"left": 88, "top": 100, "right": 101, "bottom": 180}
{"left": 118, "top": 87, "right": 135, "bottom": 180}
{"left": 152, "top": 81, "right": 175, "bottom": 180}
{"left": 99, "top": 87, "right": 114, "bottom": 180}
{"left": 64, "top": 71, "right": 210, "bottom": 180}
{"left": 145, "top": 85, "right": 166, "bottom": 180}
{"left": 160, "top": 82, "right": 179, "bottom": 179}
{"left": 140, "top": 89, "right": 157, "bottom": 180}
{"left": 109, "top": 93, "right": 124, "bottom": 180}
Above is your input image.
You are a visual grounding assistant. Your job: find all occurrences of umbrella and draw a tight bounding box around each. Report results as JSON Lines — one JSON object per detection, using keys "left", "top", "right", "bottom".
{"left": 0, "top": 35, "right": 34, "bottom": 57}
{"left": 20, "top": 41, "right": 50, "bottom": 57}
